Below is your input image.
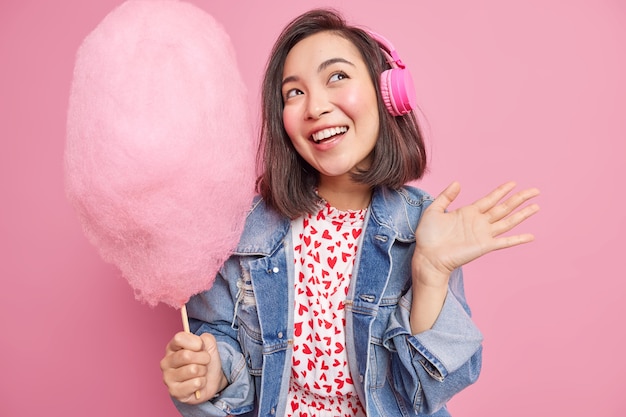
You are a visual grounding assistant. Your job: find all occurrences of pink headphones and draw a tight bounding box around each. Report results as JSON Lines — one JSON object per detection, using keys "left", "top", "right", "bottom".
{"left": 366, "top": 30, "right": 417, "bottom": 117}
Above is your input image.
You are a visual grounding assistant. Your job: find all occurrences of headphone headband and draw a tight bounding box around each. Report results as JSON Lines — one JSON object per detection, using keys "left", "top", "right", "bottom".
{"left": 363, "top": 29, "right": 417, "bottom": 116}
{"left": 365, "top": 30, "right": 406, "bottom": 69}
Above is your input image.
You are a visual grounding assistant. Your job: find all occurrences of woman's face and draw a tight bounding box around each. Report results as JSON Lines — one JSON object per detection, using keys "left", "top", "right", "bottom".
{"left": 281, "top": 31, "right": 380, "bottom": 185}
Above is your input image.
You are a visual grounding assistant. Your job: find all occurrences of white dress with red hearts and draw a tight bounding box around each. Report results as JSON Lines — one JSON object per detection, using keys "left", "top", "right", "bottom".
{"left": 285, "top": 202, "right": 367, "bottom": 417}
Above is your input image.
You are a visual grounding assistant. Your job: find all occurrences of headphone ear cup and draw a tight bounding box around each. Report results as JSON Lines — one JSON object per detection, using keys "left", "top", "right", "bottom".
{"left": 380, "top": 67, "right": 417, "bottom": 116}
{"left": 379, "top": 69, "right": 397, "bottom": 116}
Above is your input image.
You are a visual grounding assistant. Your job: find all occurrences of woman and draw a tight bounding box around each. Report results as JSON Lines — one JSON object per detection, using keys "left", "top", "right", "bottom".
{"left": 160, "top": 8, "right": 540, "bottom": 417}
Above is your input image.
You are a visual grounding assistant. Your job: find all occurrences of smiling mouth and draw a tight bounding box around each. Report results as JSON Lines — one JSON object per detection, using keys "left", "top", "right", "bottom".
{"left": 311, "top": 126, "right": 348, "bottom": 143}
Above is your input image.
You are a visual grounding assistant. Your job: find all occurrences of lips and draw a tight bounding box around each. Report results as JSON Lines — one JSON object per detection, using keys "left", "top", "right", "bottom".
{"left": 311, "top": 126, "right": 348, "bottom": 143}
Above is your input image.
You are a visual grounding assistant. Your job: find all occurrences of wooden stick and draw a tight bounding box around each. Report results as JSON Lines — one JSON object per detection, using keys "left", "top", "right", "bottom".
{"left": 181, "top": 304, "right": 191, "bottom": 333}
{"left": 180, "top": 305, "right": 201, "bottom": 400}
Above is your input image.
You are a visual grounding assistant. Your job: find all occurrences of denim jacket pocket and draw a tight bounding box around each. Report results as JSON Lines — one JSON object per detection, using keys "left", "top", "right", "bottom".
{"left": 367, "top": 295, "right": 402, "bottom": 389}
{"left": 238, "top": 319, "right": 264, "bottom": 378}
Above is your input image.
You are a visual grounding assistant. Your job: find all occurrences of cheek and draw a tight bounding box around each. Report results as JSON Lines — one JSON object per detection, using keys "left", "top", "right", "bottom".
{"left": 339, "top": 84, "right": 379, "bottom": 119}
{"left": 282, "top": 108, "right": 298, "bottom": 141}
{"left": 339, "top": 88, "right": 361, "bottom": 108}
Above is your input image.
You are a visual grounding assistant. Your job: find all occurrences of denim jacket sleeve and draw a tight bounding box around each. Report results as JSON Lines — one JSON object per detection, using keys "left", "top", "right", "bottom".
{"left": 382, "top": 267, "right": 483, "bottom": 414}
{"left": 172, "top": 260, "right": 256, "bottom": 417}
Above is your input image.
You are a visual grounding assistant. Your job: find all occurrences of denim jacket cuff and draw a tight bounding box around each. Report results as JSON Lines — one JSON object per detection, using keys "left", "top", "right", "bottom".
{"left": 384, "top": 289, "right": 483, "bottom": 378}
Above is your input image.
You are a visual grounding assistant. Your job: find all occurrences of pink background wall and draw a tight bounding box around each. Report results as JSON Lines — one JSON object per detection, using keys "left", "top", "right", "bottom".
{"left": 1, "top": 0, "right": 624, "bottom": 415}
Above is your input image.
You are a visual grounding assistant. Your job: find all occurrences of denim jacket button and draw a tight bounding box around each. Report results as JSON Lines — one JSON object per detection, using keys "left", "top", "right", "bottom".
{"left": 278, "top": 331, "right": 284, "bottom": 339}
{"left": 272, "top": 267, "right": 279, "bottom": 273}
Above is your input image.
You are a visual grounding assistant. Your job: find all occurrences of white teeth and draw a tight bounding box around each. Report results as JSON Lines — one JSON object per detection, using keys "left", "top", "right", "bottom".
{"left": 312, "top": 126, "right": 347, "bottom": 143}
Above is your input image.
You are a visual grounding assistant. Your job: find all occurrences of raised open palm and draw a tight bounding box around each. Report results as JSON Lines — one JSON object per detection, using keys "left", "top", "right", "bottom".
{"left": 413, "top": 181, "right": 540, "bottom": 287}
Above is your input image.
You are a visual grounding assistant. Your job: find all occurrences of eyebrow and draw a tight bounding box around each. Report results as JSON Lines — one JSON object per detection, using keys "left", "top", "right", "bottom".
{"left": 282, "top": 57, "right": 356, "bottom": 87}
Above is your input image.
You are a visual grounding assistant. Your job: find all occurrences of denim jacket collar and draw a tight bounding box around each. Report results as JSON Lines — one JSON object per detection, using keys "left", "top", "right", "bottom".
{"left": 233, "top": 186, "right": 428, "bottom": 257}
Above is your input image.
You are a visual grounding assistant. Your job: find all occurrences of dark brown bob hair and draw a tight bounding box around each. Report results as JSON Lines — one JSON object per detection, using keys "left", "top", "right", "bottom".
{"left": 256, "top": 8, "right": 428, "bottom": 219}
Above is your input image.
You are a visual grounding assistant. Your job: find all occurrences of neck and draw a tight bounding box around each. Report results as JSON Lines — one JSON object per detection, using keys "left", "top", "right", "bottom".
{"left": 317, "top": 178, "right": 372, "bottom": 211}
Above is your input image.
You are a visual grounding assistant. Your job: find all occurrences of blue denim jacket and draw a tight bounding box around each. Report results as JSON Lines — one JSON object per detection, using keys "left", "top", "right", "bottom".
{"left": 174, "top": 186, "right": 483, "bottom": 417}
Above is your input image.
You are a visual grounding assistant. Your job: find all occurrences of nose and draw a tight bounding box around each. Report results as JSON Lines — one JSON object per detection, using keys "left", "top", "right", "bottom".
{"left": 305, "top": 89, "right": 332, "bottom": 120}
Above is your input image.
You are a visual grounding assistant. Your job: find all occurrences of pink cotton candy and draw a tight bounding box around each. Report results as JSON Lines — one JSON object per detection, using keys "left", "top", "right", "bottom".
{"left": 64, "top": 0, "right": 256, "bottom": 308}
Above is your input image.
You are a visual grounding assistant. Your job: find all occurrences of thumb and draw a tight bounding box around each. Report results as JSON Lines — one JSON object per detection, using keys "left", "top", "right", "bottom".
{"left": 429, "top": 181, "right": 461, "bottom": 213}
{"left": 200, "top": 333, "right": 224, "bottom": 375}
{"left": 200, "top": 333, "right": 218, "bottom": 354}
{"left": 199, "top": 333, "right": 228, "bottom": 396}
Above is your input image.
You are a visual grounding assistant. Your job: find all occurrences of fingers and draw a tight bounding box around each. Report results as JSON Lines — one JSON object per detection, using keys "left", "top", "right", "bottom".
{"left": 165, "top": 362, "right": 209, "bottom": 403}
{"left": 487, "top": 186, "right": 541, "bottom": 223}
{"left": 472, "top": 181, "right": 518, "bottom": 213}
{"left": 492, "top": 201, "right": 540, "bottom": 237}
{"left": 430, "top": 181, "right": 461, "bottom": 212}
{"left": 161, "top": 332, "right": 213, "bottom": 402}
{"left": 490, "top": 192, "right": 540, "bottom": 251}
{"left": 433, "top": 181, "right": 539, "bottom": 222}
{"left": 165, "top": 331, "right": 205, "bottom": 355}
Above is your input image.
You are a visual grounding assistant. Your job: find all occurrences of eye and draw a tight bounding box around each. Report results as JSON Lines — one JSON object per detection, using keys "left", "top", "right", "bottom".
{"left": 329, "top": 71, "right": 348, "bottom": 83}
{"left": 284, "top": 88, "right": 303, "bottom": 100}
